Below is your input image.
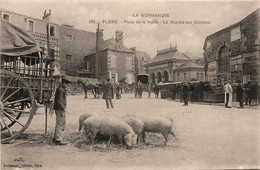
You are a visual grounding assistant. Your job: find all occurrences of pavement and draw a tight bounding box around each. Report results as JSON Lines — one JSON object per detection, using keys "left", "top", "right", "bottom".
{"left": 1, "top": 92, "right": 260, "bottom": 169}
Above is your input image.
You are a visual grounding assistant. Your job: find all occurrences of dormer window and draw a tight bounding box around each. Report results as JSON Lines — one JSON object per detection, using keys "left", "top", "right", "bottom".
{"left": 2, "top": 13, "right": 11, "bottom": 22}
{"left": 27, "top": 19, "right": 35, "bottom": 32}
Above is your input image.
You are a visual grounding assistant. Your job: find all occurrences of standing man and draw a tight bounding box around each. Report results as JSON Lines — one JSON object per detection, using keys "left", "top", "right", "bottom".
{"left": 244, "top": 81, "right": 251, "bottom": 105}
{"left": 154, "top": 84, "right": 160, "bottom": 98}
{"left": 102, "top": 78, "right": 114, "bottom": 109}
{"left": 236, "top": 80, "right": 245, "bottom": 108}
{"left": 134, "top": 81, "right": 139, "bottom": 98}
{"left": 147, "top": 82, "right": 152, "bottom": 98}
{"left": 224, "top": 81, "right": 233, "bottom": 108}
{"left": 53, "top": 76, "right": 68, "bottom": 145}
{"left": 182, "top": 82, "right": 190, "bottom": 106}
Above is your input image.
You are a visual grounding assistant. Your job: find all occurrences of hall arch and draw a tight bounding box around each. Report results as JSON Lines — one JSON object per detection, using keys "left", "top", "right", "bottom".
{"left": 156, "top": 72, "right": 162, "bottom": 83}
{"left": 163, "top": 71, "right": 169, "bottom": 82}
{"left": 150, "top": 73, "right": 155, "bottom": 83}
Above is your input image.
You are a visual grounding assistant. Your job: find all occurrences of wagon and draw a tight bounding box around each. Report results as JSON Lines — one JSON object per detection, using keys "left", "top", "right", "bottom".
{"left": 0, "top": 19, "right": 56, "bottom": 143}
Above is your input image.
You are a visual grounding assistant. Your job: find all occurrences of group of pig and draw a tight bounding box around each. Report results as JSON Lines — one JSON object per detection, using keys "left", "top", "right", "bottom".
{"left": 78, "top": 112, "right": 177, "bottom": 149}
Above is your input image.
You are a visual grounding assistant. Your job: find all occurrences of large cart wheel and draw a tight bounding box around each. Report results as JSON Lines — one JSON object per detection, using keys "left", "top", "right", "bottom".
{"left": 0, "top": 69, "right": 37, "bottom": 143}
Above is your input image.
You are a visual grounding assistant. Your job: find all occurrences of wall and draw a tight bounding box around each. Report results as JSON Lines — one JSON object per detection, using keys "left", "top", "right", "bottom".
{"left": 204, "top": 9, "right": 260, "bottom": 83}
{"left": 174, "top": 68, "right": 204, "bottom": 82}
{"left": 59, "top": 26, "right": 96, "bottom": 76}
{"left": 146, "top": 60, "right": 190, "bottom": 82}
{"left": 107, "top": 50, "right": 135, "bottom": 83}
{"left": 1, "top": 10, "right": 59, "bottom": 59}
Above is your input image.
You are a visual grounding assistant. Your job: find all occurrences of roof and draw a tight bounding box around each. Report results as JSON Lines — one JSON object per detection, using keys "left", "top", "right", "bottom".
{"left": 0, "top": 19, "right": 41, "bottom": 56}
{"left": 87, "top": 38, "right": 133, "bottom": 55}
{"left": 203, "top": 8, "right": 260, "bottom": 49}
{"left": 175, "top": 62, "right": 204, "bottom": 70}
{"left": 135, "top": 51, "right": 151, "bottom": 61}
{"left": 147, "top": 49, "right": 190, "bottom": 64}
{"left": 182, "top": 52, "right": 203, "bottom": 60}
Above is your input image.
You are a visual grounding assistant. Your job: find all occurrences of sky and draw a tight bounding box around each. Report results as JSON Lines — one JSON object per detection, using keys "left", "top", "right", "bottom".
{"left": 1, "top": 0, "right": 260, "bottom": 58}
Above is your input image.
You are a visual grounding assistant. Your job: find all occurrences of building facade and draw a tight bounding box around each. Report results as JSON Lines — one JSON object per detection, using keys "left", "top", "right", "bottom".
{"left": 85, "top": 31, "right": 135, "bottom": 83}
{"left": 174, "top": 62, "right": 205, "bottom": 82}
{"left": 58, "top": 24, "right": 96, "bottom": 76}
{"left": 1, "top": 9, "right": 97, "bottom": 76}
{"left": 144, "top": 45, "right": 191, "bottom": 83}
{"left": 1, "top": 9, "right": 59, "bottom": 60}
{"left": 203, "top": 8, "right": 260, "bottom": 84}
{"left": 134, "top": 49, "right": 151, "bottom": 75}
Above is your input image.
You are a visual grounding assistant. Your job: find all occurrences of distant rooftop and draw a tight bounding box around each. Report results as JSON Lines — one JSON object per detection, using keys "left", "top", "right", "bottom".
{"left": 147, "top": 46, "right": 190, "bottom": 65}
{"left": 87, "top": 38, "right": 133, "bottom": 55}
{"left": 175, "top": 62, "right": 204, "bottom": 70}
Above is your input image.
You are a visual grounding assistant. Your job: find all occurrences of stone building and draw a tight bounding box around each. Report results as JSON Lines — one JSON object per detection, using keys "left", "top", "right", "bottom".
{"left": 1, "top": 9, "right": 59, "bottom": 60}
{"left": 58, "top": 24, "right": 95, "bottom": 76}
{"left": 130, "top": 47, "right": 151, "bottom": 76}
{"left": 85, "top": 30, "right": 135, "bottom": 83}
{"left": 1, "top": 9, "right": 96, "bottom": 76}
{"left": 174, "top": 62, "right": 205, "bottom": 82}
{"left": 144, "top": 45, "right": 191, "bottom": 83}
{"left": 203, "top": 8, "right": 260, "bottom": 84}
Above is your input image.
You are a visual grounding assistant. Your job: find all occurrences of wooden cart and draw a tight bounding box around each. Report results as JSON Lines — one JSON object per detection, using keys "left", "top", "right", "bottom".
{"left": 0, "top": 19, "right": 56, "bottom": 143}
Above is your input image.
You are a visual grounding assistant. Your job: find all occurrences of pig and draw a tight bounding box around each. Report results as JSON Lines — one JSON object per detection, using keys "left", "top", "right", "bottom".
{"left": 121, "top": 116, "right": 144, "bottom": 144}
{"left": 141, "top": 116, "right": 176, "bottom": 145}
{"left": 82, "top": 116, "right": 137, "bottom": 148}
{"left": 78, "top": 112, "right": 98, "bottom": 132}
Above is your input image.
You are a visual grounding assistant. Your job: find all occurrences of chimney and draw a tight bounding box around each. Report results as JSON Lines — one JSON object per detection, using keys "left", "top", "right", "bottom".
{"left": 42, "top": 9, "right": 52, "bottom": 22}
{"left": 115, "top": 31, "right": 123, "bottom": 49}
{"left": 95, "top": 23, "right": 103, "bottom": 79}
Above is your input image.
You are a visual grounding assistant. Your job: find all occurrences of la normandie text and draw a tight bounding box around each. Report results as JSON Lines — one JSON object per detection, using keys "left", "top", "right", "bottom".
{"left": 133, "top": 13, "right": 170, "bottom": 17}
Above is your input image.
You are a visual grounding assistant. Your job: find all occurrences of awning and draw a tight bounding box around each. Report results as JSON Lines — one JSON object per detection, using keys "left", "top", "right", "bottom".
{"left": 64, "top": 75, "right": 101, "bottom": 86}
{"left": 0, "top": 19, "right": 41, "bottom": 56}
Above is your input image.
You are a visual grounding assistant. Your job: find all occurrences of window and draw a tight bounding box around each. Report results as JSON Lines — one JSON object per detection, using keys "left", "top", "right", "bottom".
{"left": 177, "top": 73, "right": 180, "bottom": 81}
{"left": 3, "top": 14, "right": 10, "bottom": 21}
{"left": 218, "top": 46, "right": 230, "bottom": 73}
{"left": 28, "top": 20, "right": 34, "bottom": 32}
{"left": 197, "top": 73, "right": 199, "bottom": 80}
{"left": 86, "top": 61, "right": 90, "bottom": 70}
{"left": 66, "top": 55, "right": 72, "bottom": 60}
{"left": 231, "top": 26, "right": 241, "bottom": 42}
{"left": 110, "top": 55, "right": 116, "bottom": 68}
{"left": 184, "top": 73, "right": 187, "bottom": 81}
{"left": 206, "top": 41, "right": 211, "bottom": 49}
{"left": 201, "top": 73, "right": 204, "bottom": 81}
{"left": 50, "top": 26, "right": 55, "bottom": 36}
{"left": 49, "top": 49, "right": 55, "bottom": 58}
{"left": 66, "top": 35, "right": 73, "bottom": 41}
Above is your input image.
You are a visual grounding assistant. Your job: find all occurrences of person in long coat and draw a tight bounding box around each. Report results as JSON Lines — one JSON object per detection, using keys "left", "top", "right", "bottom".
{"left": 154, "top": 84, "right": 160, "bottom": 98}
{"left": 236, "top": 80, "right": 245, "bottom": 108}
{"left": 182, "top": 82, "right": 190, "bottom": 106}
{"left": 147, "top": 82, "right": 152, "bottom": 98}
{"left": 244, "top": 81, "right": 251, "bottom": 105}
{"left": 224, "top": 81, "right": 233, "bottom": 108}
{"left": 53, "top": 76, "right": 68, "bottom": 145}
{"left": 115, "top": 83, "right": 121, "bottom": 99}
{"left": 102, "top": 78, "right": 114, "bottom": 109}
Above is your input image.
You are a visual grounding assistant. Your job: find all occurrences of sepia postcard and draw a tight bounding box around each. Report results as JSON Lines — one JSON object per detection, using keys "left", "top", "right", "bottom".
{"left": 1, "top": 0, "right": 260, "bottom": 169}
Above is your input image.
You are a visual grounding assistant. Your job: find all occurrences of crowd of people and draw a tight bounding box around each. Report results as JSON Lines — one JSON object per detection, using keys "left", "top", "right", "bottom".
{"left": 52, "top": 77, "right": 259, "bottom": 146}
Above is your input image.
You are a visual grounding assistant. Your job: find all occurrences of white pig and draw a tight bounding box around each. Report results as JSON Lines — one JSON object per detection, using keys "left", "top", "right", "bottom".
{"left": 121, "top": 116, "right": 144, "bottom": 144}
{"left": 78, "top": 112, "right": 98, "bottom": 132}
{"left": 141, "top": 116, "right": 176, "bottom": 145}
{"left": 82, "top": 116, "right": 137, "bottom": 148}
